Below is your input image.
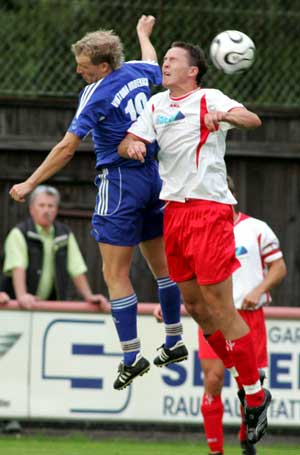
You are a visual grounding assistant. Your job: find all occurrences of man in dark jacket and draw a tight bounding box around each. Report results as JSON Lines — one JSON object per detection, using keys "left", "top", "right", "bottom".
{"left": 2, "top": 185, "right": 107, "bottom": 309}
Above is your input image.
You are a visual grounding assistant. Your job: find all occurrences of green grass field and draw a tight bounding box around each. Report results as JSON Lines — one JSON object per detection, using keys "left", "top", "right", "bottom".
{"left": 0, "top": 435, "right": 299, "bottom": 455}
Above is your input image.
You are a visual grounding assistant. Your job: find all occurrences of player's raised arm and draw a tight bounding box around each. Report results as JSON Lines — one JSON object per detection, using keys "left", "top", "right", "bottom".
{"left": 136, "top": 15, "right": 157, "bottom": 62}
{"left": 9, "top": 132, "right": 81, "bottom": 202}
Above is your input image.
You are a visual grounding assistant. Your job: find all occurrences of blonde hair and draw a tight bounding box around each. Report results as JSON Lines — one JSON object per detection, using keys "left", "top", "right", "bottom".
{"left": 71, "top": 30, "right": 124, "bottom": 70}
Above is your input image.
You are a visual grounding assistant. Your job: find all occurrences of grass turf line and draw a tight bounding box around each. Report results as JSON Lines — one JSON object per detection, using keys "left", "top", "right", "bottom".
{"left": 0, "top": 436, "right": 299, "bottom": 455}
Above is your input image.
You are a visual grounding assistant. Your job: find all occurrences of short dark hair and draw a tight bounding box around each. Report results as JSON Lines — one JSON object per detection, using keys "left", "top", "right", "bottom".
{"left": 171, "top": 41, "right": 208, "bottom": 85}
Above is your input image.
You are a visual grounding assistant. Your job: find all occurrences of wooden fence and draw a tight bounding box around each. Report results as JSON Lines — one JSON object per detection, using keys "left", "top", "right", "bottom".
{"left": 0, "top": 98, "right": 299, "bottom": 305}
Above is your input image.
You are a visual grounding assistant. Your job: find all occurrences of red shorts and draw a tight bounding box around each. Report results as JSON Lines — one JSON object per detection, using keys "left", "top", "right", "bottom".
{"left": 198, "top": 308, "right": 268, "bottom": 368}
{"left": 164, "top": 199, "right": 240, "bottom": 285}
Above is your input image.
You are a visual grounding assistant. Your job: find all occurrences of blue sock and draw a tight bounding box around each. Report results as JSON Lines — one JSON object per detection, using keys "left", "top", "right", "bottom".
{"left": 156, "top": 277, "right": 182, "bottom": 348}
{"left": 110, "top": 294, "right": 140, "bottom": 366}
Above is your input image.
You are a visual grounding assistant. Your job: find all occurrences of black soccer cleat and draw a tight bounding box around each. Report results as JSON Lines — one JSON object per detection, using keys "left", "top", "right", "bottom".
{"left": 241, "top": 439, "right": 257, "bottom": 455}
{"left": 245, "top": 388, "right": 272, "bottom": 444}
{"left": 238, "top": 370, "right": 266, "bottom": 408}
{"left": 153, "top": 340, "right": 188, "bottom": 367}
{"left": 113, "top": 354, "right": 150, "bottom": 390}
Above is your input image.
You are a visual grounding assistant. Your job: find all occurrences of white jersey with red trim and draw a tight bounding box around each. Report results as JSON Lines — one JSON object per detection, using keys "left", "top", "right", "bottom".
{"left": 128, "top": 87, "right": 243, "bottom": 202}
{"left": 233, "top": 213, "right": 283, "bottom": 309}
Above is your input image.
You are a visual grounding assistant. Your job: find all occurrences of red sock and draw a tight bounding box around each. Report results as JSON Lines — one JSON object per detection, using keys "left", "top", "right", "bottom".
{"left": 226, "top": 332, "right": 264, "bottom": 407}
{"left": 206, "top": 331, "right": 243, "bottom": 389}
{"left": 206, "top": 330, "right": 234, "bottom": 369}
{"left": 201, "top": 393, "right": 224, "bottom": 454}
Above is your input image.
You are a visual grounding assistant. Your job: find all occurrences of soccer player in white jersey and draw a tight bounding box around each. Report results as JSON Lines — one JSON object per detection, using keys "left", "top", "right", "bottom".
{"left": 9, "top": 17, "right": 188, "bottom": 390}
{"left": 198, "top": 176, "right": 287, "bottom": 455}
{"left": 119, "top": 42, "right": 272, "bottom": 443}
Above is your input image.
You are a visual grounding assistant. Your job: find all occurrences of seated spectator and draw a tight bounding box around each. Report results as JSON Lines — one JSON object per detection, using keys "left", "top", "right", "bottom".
{"left": 1, "top": 185, "right": 107, "bottom": 309}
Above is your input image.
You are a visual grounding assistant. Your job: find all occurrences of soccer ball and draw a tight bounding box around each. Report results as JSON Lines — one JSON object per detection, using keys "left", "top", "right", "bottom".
{"left": 209, "top": 30, "right": 255, "bottom": 75}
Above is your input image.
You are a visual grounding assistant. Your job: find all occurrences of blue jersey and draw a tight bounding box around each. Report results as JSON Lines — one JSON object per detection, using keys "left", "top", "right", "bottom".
{"left": 68, "top": 61, "right": 161, "bottom": 168}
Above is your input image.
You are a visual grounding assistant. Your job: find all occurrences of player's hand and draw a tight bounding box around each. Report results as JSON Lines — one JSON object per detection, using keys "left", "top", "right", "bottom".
{"left": 0, "top": 292, "right": 10, "bottom": 305}
{"left": 241, "top": 288, "right": 262, "bottom": 310}
{"left": 86, "top": 294, "right": 110, "bottom": 311}
{"left": 127, "top": 141, "right": 147, "bottom": 163}
{"left": 204, "top": 111, "right": 226, "bottom": 132}
{"left": 9, "top": 181, "right": 35, "bottom": 203}
{"left": 17, "top": 293, "right": 37, "bottom": 310}
{"left": 136, "top": 15, "right": 156, "bottom": 38}
{"left": 153, "top": 304, "right": 163, "bottom": 322}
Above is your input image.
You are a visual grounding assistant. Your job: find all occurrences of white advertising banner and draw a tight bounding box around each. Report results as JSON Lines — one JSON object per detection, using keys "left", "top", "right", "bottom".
{"left": 0, "top": 307, "right": 299, "bottom": 427}
{"left": 0, "top": 311, "right": 31, "bottom": 417}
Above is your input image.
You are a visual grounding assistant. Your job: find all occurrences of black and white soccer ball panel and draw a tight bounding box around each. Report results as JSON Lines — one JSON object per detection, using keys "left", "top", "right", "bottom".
{"left": 210, "top": 30, "right": 256, "bottom": 75}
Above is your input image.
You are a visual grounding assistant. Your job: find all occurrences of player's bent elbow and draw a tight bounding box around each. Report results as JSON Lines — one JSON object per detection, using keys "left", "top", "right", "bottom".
{"left": 253, "top": 115, "right": 262, "bottom": 128}
{"left": 246, "top": 113, "right": 262, "bottom": 128}
{"left": 280, "top": 261, "right": 288, "bottom": 279}
{"left": 55, "top": 141, "right": 77, "bottom": 163}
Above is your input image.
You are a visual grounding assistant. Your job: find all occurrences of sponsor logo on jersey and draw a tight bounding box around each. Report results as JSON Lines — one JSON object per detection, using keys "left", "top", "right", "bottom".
{"left": 156, "top": 111, "right": 185, "bottom": 124}
{"left": 235, "top": 245, "right": 248, "bottom": 256}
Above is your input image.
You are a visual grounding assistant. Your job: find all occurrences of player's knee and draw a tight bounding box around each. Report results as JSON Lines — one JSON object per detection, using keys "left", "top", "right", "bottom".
{"left": 144, "top": 252, "right": 169, "bottom": 278}
{"left": 209, "top": 305, "right": 237, "bottom": 333}
{"left": 205, "top": 371, "right": 224, "bottom": 394}
{"left": 201, "top": 285, "right": 223, "bottom": 305}
{"left": 151, "top": 263, "right": 169, "bottom": 279}
{"left": 183, "top": 298, "right": 197, "bottom": 317}
{"left": 102, "top": 265, "right": 130, "bottom": 288}
{"left": 184, "top": 299, "right": 211, "bottom": 322}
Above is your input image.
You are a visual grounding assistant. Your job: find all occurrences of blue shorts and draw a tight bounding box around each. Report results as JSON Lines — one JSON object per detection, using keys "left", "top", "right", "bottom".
{"left": 91, "top": 161, "right": 164, "bottom": 246}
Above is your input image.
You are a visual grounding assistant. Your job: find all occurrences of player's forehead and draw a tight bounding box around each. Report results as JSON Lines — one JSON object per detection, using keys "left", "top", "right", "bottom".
{"left": 75, "top": 53, "right": 93, "bottom": 66}
{"left": 164, "top": 47, "right": 189, "bottom": 62}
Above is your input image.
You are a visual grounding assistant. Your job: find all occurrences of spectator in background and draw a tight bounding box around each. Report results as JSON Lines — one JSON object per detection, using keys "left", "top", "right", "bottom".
{"left": 198, "top": 176, "right": 287, "bottom": 455}
{"left": 1, "top": 185, "right": 107, "bottom": 309}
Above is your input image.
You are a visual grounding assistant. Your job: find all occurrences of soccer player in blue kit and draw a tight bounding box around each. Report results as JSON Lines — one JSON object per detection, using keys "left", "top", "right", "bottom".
{"left": 9, "top": 15, "right": 188, "bottom": 390}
